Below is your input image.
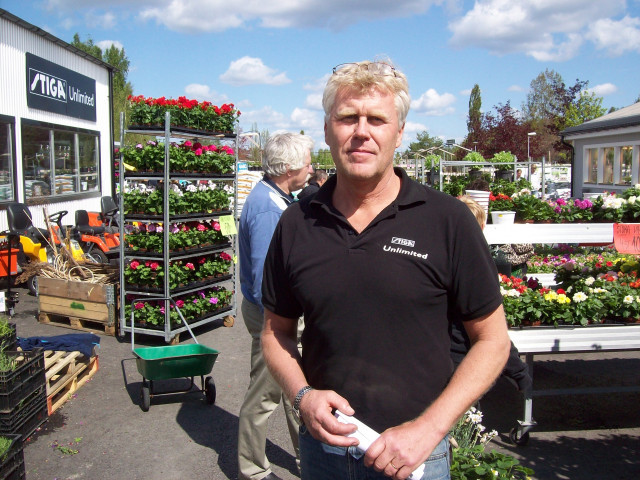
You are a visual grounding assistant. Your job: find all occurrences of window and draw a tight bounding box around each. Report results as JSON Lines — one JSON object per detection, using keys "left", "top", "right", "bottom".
{"left": 21, "top": 121, "right": 99, "bottom": 199}
{"left": 619, "top": 146, "right": 633, "bottom": 185}
{"left": 0, "top": 116, "right": 16, "bottom": 202}
{"left": 603, "top": 147, "right": 614, "bottom": 184}
{"left": 587, "top": 148, "right": 598, "bottom": 183}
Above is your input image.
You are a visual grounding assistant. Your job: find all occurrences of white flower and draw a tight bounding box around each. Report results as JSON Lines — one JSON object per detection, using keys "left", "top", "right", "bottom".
{"left": 507, "top": 289, "right": 521, "bottom": 298}
{"left": 573, "top": 292, "right": 588, "bottom": 303}
{"left": 585, "top": 277, "right": 595, "bottom": 286}
{"left": 629, "top": 196, "right": 637, "bottom": 205}
{"left": 468, "top": 411, "right": 483, "bottom": 424}
{"left": 593, "top": 288, "right": 607, "bottom": 294}
{"left": 623, "top": 295, "right": 634, "bottom": 304}
{"left": 186, "top": 184, "right": 197, "bottom": 193}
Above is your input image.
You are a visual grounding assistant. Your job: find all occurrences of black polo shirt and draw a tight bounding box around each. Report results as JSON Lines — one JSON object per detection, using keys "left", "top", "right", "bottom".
{"left": 262, "top": 168, "right": 502, "bottom": 433}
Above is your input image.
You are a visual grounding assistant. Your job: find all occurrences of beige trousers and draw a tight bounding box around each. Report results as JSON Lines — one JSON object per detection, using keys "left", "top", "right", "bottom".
{"left": 237, "top": 298, "right": 302, "bottom": 480}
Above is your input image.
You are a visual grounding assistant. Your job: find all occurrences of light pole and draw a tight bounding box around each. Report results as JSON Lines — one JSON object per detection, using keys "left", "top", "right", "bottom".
{"left": 527, "top": 132, "right": 536, "bottom": 161}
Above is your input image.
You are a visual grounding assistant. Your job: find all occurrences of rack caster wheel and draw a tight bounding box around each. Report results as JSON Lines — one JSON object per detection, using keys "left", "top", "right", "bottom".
{"left": 205, "top": 376, "right": 216, "bottom": 405}
{"left": 509, "top": 427, "right": 530, "bottom": 446}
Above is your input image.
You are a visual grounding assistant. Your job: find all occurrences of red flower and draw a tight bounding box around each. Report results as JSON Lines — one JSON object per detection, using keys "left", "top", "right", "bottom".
{"left": 134, "top": 302, "right": 145, "bottom": 310}
{"left": 130, "top": 260, "right": 140, "bottom": 269}
{"left": 557, "top": 288, "right": 566, "bottom": 294}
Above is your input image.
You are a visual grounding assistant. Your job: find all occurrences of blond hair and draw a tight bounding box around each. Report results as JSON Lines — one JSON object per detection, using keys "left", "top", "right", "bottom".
{"left": 458, "top": 195, "right": 486, "bottom": 229}
{"left": 322, "top": 60, "right": 410, "bottom": 127}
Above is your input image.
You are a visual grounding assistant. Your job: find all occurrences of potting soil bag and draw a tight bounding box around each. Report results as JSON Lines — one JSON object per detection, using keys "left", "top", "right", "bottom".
{"left": 18, "top": 333, "right": 100, "bottom": 357}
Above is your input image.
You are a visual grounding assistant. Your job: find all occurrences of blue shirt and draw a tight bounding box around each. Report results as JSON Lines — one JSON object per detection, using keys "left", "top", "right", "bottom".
{"left": 238, "top": 176, "right": 293, "bottom": 310}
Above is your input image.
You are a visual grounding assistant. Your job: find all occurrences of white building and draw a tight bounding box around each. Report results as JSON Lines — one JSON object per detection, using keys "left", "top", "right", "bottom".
{"left": 561, "top": 102, "right": 640, "bottom": 197}
{"left": 0, "top": 8, "right": 115, "bottom": 231}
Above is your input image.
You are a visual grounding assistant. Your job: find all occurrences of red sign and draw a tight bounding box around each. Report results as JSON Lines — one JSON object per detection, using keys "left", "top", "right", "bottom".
{"left": 613, "top": 223, "right": 640, "bottom": 253}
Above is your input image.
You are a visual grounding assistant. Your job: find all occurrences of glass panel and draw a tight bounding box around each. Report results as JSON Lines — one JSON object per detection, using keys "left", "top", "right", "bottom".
{"left": 0, "top": 120, "right": 15, "bottom": 201}
{"left": 587, "top": 148, "right": 598, "bottom": 183}
{"left": 78, "top": 133, "right": 99, "bottom": 192}
{"left": 619, "top": 146, "right": 633, "bottom": 185}
{"left": 22, "top": 125, "right": 52, "bottom": 198}
{"left": 603, "top": 147, "right": 614, "bottom": 184}
{"left": 53, "top": 130, "right": 76, "bottom": 194}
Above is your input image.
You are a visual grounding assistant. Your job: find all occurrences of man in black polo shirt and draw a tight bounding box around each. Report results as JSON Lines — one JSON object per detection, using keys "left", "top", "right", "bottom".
{"left": 261, "top": 60, "right": 510, "bottom": 480}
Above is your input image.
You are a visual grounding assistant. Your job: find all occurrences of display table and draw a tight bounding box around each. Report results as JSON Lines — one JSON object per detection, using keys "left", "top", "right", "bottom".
{"left": 484, "top": 223, "right": 639, "bottom": 445}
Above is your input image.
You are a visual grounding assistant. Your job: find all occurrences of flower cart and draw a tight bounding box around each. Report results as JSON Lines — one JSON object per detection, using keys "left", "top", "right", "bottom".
{"left": 485, "top": 223, "right": 640, "bottom": 445}
{"left": 118, "top": 105, "right": 238, "bottom": 344}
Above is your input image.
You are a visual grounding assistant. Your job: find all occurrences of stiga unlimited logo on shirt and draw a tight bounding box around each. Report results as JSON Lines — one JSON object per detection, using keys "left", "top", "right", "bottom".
{"left": 384, "top": 237, "right": 428, "bottom": 260}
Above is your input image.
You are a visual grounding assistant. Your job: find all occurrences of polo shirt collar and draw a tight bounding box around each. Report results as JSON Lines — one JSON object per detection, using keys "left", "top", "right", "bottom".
{"left": 310, "top": 167, "right": 428, "bottom": 212}
{"left": 262, "top": 175, "right": 294, "bottom": 204}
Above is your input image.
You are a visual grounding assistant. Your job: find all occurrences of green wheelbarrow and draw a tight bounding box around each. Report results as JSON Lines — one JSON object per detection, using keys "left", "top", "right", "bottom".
{"left": 130, "top": 298, "right": 219, "bottom": 412}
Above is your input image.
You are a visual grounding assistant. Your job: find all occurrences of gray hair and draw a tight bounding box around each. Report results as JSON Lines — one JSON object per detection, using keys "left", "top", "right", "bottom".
{"left": 262, "top": 132, "right": 315, "bottom": 177}
{"left": 322, "top": 60, "right": 411, "bottom": 127}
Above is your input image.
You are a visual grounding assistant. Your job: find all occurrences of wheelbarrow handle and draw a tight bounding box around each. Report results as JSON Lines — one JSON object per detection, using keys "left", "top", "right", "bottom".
{"left": 129, "top": 296, "right": 198, "bottom": 352}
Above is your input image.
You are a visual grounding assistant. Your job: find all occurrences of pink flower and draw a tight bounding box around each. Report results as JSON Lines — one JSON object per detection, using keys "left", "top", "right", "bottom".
{"left": 184, "top": 140, "right": 192, "bottom": 148}
{"left": 149, "top": 262, "right": 159, "bottom": 271}
{"left": 176, "top": 300, "right": 185, "bottom": 308}
{"left": 213, "top": 222, "right": 221, "bottom": 231}
{"left": 171, "top": 225, "right": 180, "bottom": 233}
{"left": 209, "top": 297, "right": 219, "bottom": 305}
{"left": 160, "top": 307, "right": 165, "bottom": 314}
{"left": 197, "top": 224, "right": 206, "bottom": 231}
{"left": 130, "top": 260, "right": 140, "bottom": 269}
{"left": 156, "top": 225, "right": 163, "bottom": 233}
{"left": 220, "top": 252, "right": 232, "bottom": 261}
{"left": 194, "top": 148, "right": 203, "bottom": 156}
{"left": 186, "top": 263, "right": 195, "bottom": 270}
{"left": 134, "top": 302, "right": 145, "bottom": 310}
{"left": 199, "top": 257, "right": 206, "bottom": 264}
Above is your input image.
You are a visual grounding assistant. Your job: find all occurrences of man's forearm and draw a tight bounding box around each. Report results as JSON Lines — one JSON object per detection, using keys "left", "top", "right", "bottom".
{"left": 261, "top": 309, "right": 308, "bottom": 403}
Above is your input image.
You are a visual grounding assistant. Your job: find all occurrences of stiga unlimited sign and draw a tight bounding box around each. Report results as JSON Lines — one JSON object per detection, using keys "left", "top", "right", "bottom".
{"left": 26, "top": 53, "right": 97, "bottom": 122}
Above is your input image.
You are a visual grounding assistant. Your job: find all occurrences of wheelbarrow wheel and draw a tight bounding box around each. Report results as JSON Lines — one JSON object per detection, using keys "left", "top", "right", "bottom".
{"left": 205, "top": 376, "right": 216, "bottom": 405}
{"left": 509, "top": 426, "right": 529, "bottom": 446}
{"left": 141, "top": 381, "right": 151, "bottom": 412}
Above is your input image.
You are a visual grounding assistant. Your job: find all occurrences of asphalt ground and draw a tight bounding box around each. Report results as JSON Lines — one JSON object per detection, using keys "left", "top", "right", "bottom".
{"left": 5, "top": 285, "right": 640, "bottom": 480}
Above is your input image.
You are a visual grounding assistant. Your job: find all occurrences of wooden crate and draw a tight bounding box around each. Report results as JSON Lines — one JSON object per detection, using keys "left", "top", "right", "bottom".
{"left": 44, "top": 350, "right": 99, "bottom": 415}
{"left": 38, "top": 277, "right": 117, "bottom": 335}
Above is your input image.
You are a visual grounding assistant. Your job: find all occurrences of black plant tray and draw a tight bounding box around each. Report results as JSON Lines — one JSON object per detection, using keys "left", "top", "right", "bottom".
{"left": 0, "top": 364, "right": 45, "bottom": 412}
{"left": 0, "top": 384, "right": 47, "bottom": 440}
{"left": 125, "top": 210, "right": 232, "bottom": 222}
{"left": 0, "top": 434, "right": 25, "bottom": 480}
{"left": 127, "top": 124, "right": 236, "bottom": 139}
{"left": 124, "top": 171, "right": 235, "bottom": 179}
{"left": 0, "top": 349, "right": 45, "bottom": 395}
{"left": 125, "top": 241, "right": 232, "bottom": 258}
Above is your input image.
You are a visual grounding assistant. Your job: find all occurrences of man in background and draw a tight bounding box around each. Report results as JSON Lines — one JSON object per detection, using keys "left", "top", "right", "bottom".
{"left": 238, "top": 132, "right": 314, "bottom": 480}
{"left": 297, "top": 169, "right": 328, "bottom": 200}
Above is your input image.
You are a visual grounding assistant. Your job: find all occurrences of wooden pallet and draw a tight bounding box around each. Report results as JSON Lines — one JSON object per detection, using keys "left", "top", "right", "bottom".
{"left": 44, "top": 351, "right": 99, "bottom": 415}
{"left": 38, "top": 312, "right": 116, "bottom": 336}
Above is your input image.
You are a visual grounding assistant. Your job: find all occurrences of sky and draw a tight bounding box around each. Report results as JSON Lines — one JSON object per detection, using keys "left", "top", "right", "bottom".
{"left": 2, "top": 0, "right": 640, "bottom": 152}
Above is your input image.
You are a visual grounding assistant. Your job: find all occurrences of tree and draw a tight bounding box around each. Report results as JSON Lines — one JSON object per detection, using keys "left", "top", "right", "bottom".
{"left": 405, "top": 130, "right": 444, "bottom": 155}
{"left": 71, "top": 34, "right": 133, "bottom": 138}
{"left": 467, "top": 84, "right": 482, "bottom": 143}
{"left": 564, "top": 91, "right": 607, "bottom": 129}
{"left": 480, "top": 101, "right": 532, "bottom": 161}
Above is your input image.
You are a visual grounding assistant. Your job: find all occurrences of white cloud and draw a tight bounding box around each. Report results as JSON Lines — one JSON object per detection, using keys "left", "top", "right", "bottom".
{"left": 586, "top": 16, "right": 640, "bottom": 56}
{"left": 459, "top": 88, "right": 472, "bottom": 96}
{"left": 291, "top": 108, "right": 323, "bottom": 130}
{"left": 240, "top": 106, "right": 289, "bottom": 130}
{"left": 303, "top": 74, "right": 331, "bottom": 91}
{"left": 85, "top": 11, "right": 117, "bottom": 29}
{"left": 448, "top": 0, "right": 625, "bottom": 61}
{"left": 305, "top": 93, "right": 323, "bottom": 110}
{"left": 219, "top": 56, "right": 290, "bottom": 86}
{"left": 588, "top": 83, "right": 618, "bottom": 97}
{"left": 136, "top": 0, "right": 444, "bottom": 33}
{"left": 508, "top": 85, "right": 524, "bottom": 92}
{"left": 184, "top": 83, "right": 230, "bottom": 104}
{"left": 96, "top": 40, "right": 124, "bottom": 50}
{"left": 411, "top": 89, "right": 456, "bottom": 116}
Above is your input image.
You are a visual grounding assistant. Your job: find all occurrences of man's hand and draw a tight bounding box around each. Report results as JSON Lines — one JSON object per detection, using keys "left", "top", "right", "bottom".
{"left": 299, "top": 389, "right": 360, "bottom": 447}
{"left": 364, "top": 420, "right": 439, "bottom": 480}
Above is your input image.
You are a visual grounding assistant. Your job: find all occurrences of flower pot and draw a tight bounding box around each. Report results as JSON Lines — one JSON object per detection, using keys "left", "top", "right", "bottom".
{"left": 469, "top": 168, "right": 482, "bottom": 180}
{"left": 465, "top": 189, "right": 490, "bottom": 215}
{"left": 491, "top": 211, "right": 516, "bottom": 225}
{"left": 494, "top": 170, "right": 513, "bottom": 182}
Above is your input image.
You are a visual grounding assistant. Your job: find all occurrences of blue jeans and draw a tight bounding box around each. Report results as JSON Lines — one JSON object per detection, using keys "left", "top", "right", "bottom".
{"left": 299, "top": 425, "right": 450, "bottom": 480}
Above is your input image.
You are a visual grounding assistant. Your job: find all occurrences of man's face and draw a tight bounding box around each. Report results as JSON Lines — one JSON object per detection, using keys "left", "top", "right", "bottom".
{"left": 325, "top": 87, "right": 404, "bottom": 182}
{"left": 288, "top": 150, "right": 313, "bottom": 192}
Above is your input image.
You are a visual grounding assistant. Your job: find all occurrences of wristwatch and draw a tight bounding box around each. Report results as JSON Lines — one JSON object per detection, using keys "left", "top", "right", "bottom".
{"left": 293, "top": 385, "right": 313, "bottom": 422}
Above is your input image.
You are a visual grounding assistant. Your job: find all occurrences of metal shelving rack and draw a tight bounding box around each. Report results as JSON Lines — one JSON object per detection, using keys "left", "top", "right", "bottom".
{"left": 117, "top": 112, "right": 237, "bottom": 343}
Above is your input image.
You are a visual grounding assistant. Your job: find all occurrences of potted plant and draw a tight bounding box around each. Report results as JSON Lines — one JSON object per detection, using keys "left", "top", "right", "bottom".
{"left": 463, "top": 151, "right": 485, "bottom": 179}
{"left": 0, "top": 318, "right": 17, "bottom": 351}
{"left": 491, "top": 151, "right": 516, "bottom": 181}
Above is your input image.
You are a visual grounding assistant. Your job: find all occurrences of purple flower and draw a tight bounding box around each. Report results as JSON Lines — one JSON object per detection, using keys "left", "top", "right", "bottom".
{"left": 209, "top": 297, "right": 219, "bottom": 305}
